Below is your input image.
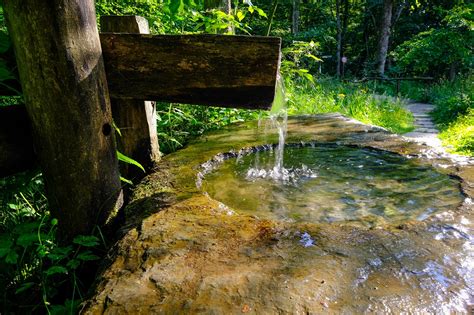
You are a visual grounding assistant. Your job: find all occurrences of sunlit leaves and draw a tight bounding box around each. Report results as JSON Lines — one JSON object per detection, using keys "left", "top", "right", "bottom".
{"left": 117, "top": 151, "right": 146, "bottom": 173}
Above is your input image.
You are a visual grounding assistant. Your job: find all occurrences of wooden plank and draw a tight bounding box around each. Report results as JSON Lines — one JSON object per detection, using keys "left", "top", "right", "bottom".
{"left": 100, "top": 33, "right": 282, "bottom": 109}
{"left": 3, "top": 0, "right": 123, "bottom": 238}
{"left": 101, "top": 16, "right": 160, "bottom": 183}
{"left": 0, "top": 105, "right": 35, "bottom": 176}
{"left": 0, "top": 32, "right": 282, "bottom": 180}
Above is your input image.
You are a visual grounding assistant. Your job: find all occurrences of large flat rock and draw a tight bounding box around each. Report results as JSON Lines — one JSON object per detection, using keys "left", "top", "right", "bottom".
{"left": 83, "top": 114, "right": 473, "bottom": 314}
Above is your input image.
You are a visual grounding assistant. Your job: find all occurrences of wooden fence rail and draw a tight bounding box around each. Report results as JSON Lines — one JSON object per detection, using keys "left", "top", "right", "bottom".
{"left": 353, "top": 77, "right": 434, "bottom": 94}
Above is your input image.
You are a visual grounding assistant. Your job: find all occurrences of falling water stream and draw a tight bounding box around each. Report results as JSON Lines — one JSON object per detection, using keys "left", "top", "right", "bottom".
{"left": 247, "top": 73, "right": 293, "bottom": 181}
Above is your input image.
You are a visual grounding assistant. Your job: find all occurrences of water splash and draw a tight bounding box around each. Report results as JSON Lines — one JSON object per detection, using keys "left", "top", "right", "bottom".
{"left": 248, "top": 73, "right": 290, "bottom": 181}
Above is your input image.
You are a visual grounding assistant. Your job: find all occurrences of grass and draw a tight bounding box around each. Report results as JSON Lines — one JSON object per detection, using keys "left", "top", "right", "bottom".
{"left": 358, "top": 75, "right": 473, "bottom": 156}
{"left": 438, "top": 108, "right": 474, "bottom": 155}
{"left": 286, "top": 77, "right": 415, "bottom": 134}
{"left": 428, "top": 76, "right": 474, "bottom": 155}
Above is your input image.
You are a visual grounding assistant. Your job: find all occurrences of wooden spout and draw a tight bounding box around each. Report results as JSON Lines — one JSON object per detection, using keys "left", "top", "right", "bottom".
{"left": 100, "top": 34, "right": 282, "bottom": 110}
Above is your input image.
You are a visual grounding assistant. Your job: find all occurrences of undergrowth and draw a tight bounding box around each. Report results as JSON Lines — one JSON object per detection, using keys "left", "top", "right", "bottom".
{"left": 286, "top": 78, "right": 415, "bottom": 134}
{"left": 0, "top": 171, "right": 106, "bottom": 314}
{"left": 429, "top": 76, "right": 473, "bottom": 155}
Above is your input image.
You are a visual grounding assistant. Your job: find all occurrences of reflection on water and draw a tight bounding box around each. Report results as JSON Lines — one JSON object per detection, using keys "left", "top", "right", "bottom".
{"left": 202, "top": 144, "right": 464, "bottom": 225}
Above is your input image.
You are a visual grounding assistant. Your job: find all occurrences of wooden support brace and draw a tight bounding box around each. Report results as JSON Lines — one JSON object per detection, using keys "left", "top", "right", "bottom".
{"left": 101, "top": 16, "right": 160, "bottom": 182}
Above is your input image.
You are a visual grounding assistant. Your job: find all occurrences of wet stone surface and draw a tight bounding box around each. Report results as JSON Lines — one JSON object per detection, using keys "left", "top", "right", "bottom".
{"left": 83, "top": 114, "right": 474, "bottom": 314}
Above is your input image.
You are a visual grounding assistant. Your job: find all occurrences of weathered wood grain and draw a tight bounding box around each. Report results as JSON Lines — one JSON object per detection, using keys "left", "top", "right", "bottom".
{"left": 101, "top": 16, "right": 161, "bottom": 183}
{"left": 100, "top": 33, "right": 281, "bottom": 109}
{"left": 3, "top": 0, "right": 123, "bottom": 238}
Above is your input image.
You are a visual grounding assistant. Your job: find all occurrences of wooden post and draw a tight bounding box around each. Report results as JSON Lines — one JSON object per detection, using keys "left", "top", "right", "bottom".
{"left": 101, "top": 16, "right": 160, "bottom": 182}
{"left": 3, "top": 0, "right": 123, "bottom": 238}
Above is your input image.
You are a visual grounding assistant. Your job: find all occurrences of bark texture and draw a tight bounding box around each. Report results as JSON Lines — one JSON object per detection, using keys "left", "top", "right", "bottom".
{"left": 3, "top": 0, "right": 123, "bottom": 238}
{"left": 376, "top": 0, "right": 393, "bottom": 76}
{"left": 336, "top": 0, "right": 342, "bottom": 77}
{"left": 100, "top": 34, "right": 281, "bottom": 109}
{"left": 101, "top": 16, "right": 160, "bottom": 182}
{"left": 292, "top": 0, "right": 300, "bottom": 35}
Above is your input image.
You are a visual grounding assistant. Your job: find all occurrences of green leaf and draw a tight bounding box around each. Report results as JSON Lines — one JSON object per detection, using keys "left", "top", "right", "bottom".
{"left": 13, "top": 222, "right": 40, "bottom": 235}
{"left": 0, "top": 236, "right": 13, "bottom": 258}
{"left": 66, "top": 259, "right": 80, "bottom": 270}
{"left": 50, "top": 299, "right": 81, "bottom": 315}
{"left": 47, "top": 246, "right": 73, "bottom": 261}
{"left": 15, "top": 282, "right": 35, "bottom": 295}
{"left": 45, "top": 265, "right": 68, "bottom": 276}
{"left": 76, "top": 250, "right": 99, "bottom": 261}
{"left": 5, "top": 250, "right": 18, "bottom": 264}
{"left": 16, "top": 233, "right": 38, "bottom": 248}
{"left": 255, "top": 7, "right": 267, "bottom": 18}
{"left": 306, "top": 54, "right": 322, "bottom": 62}
{"left": 73, "top": 235, "right": 99, "bottom": 247}
{"left": 236, "top": 11, "right": 245, "bottom": 22}
{"left": 117, "top": 151, "right": 145, "bottom": 173}
{"left": 120, "top": 176, "right": 133, "bottom": 185}
{"left": 169, "top": 0, "right": 184, "bottom": 15}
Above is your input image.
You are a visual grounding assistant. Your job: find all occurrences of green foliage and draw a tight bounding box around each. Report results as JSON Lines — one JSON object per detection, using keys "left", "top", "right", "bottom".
{"left": 0, "top": 7, "right": 22, "bottom": 105}
{"left": 438, "top": 108, "right": 474, "bottom": 156}
{"left": 429, "top": 76, "right": 473, "bottom": 126}
{"left": 156, "top": 103, "right": 261, "bottom": 154}
{"left": 0, "top": 172, "right": 105, "bottom": 314}
{"left": 392, "top": 5, "right": 473, "bottom": 78}
{"left": 428, "top": 76, "right": 473, "bottom": 155}
{"left": 117, "top": 151, "right": 146, "bottom": 173}
{"left": 281, "top": 40, "right": 321, "bottom": 84}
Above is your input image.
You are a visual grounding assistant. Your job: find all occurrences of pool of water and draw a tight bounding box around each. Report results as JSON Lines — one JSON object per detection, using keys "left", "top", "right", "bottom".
{"left": 201, "top": 144, "right": 464, "bottom": 225}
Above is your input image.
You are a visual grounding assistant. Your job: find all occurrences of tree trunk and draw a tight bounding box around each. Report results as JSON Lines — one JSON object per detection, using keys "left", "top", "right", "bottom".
{"left": 204, "top": 0, "right": 221, "bottom": 9}
{"left": 205, "top": 0, "right": 233, "bottom": 33}
{"left": 222, "top": 0, "right": 231, "bottom": 14}
{"left": 3, "top": 0, "right": 123, "bottom": 239}
{"left": 292, "top": 0, "right": 300, "bottom": 35}
{"left": 449, "top": 63, "right": 457, "bottom": 81}
{"left": 341, "top": 0, "right": 349, "bottom": 59}
{"left": 266, "top": 0, "right": 279, "bottom": 36}
{"left": 336, "top": 0, "right": 342, "bottom": 77}
{"left": 376, "top": 0, "right": 393, "bottom": 76}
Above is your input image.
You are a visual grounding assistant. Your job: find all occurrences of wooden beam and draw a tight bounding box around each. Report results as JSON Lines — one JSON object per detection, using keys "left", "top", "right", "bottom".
{"left": 3, "top": 0, "right": 123, "bottom": 238}
{"left": 0, "top": 31, "right": 282, "bottom": 179}
{"left": 101, "top": 16, "right": 160, "bottom": 183}
{"left": 0, "top": 105, "right": 35, "bottom": 176}
{"left": 100, "top": 33, "right": 282, "bottom": 109}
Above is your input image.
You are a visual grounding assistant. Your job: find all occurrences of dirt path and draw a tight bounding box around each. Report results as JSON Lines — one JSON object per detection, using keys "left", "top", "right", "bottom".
{"left": 403, "top": 102, "right": 443, "bottom": 149}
